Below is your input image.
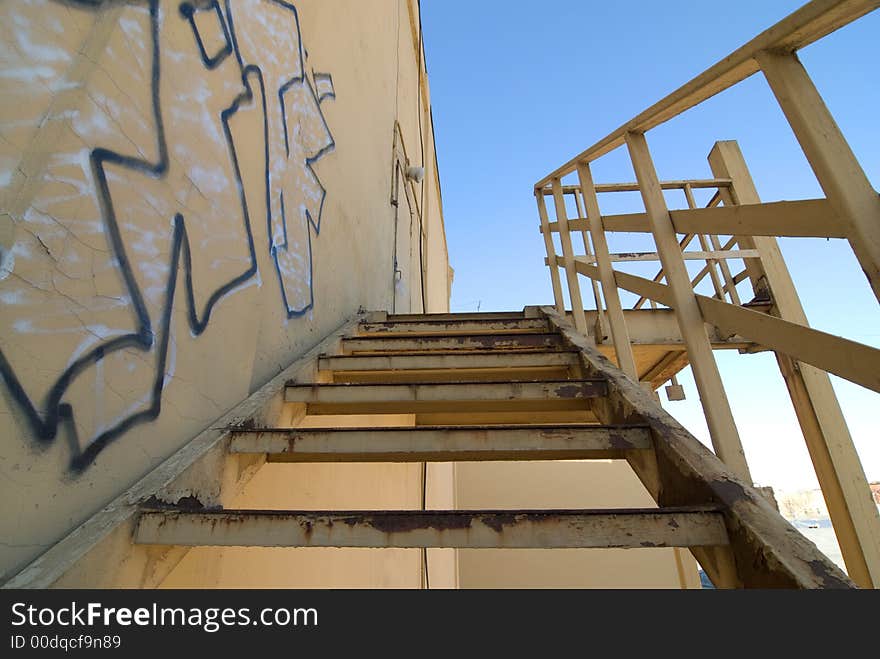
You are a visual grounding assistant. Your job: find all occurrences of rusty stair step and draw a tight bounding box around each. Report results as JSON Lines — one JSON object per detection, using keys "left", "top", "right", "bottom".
{"left": 357, "top": 317, "right": 550, "bottom": 335}
{"left": 384, "top": 311, "right": 532, "bottom": 322}
{"left": 134, "top": 506, "right": 729, "bottom": 549}
{"left": 318, "top": 350, "right": 590, "bottom": 383}
{"left": 342, "top": 332, "right": 567, "bottom": 354}
{"left": 319, "top": 350, "right": 581, "bottom": 372}
{"left": 283, "top": 379, "right": 608, "bottom": 414}
{"left": 228, "top": 424, "right": 652, "bottom": 462}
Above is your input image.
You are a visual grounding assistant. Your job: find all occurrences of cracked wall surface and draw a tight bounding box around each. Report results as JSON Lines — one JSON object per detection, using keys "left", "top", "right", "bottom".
{"left": 0, "top": 0, "right": 451, "bottom": 582}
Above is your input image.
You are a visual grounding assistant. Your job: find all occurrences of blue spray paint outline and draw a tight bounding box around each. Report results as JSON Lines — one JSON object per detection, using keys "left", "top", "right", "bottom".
{"left": 0, "top": 0, "right": 335, "bottom": 471}
{"left": 225, "top": 0, "right": 335, "bottom": 317}
{"left": 179, "top": 0, "right": 233, "bottom": 70}
{"left": 313, "top": 72, "right": 336, "bottom": 104}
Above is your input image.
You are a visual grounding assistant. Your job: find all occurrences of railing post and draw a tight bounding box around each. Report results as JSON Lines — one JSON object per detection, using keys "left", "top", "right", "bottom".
{"left": 536, "top": 190, "right": 565, "bottom": 314}
{"left": 576, "top": 161, "right": 639, "bottom": 380}
{"left": 696, "top": 234, "right": 727, "bottom": 300}
{"left": 708, "top": 235, "right": 743, "bottom": 305}
{"left": 573, "top": 190, "right": 609, "bottom": 341}
{"left": 709, "top": 139, "right": 880, "bottom": 589}
{"left": 684, "top": 183, "right": 727, "bottom": 301}
{"left": 551, "top": 178, "right": 589, "bottom": 334}
{"left": 625, "top": 131, "right": 752, "bottom": 483}
{"left": 757, "top": 49, "right": 880, "bottom": 304}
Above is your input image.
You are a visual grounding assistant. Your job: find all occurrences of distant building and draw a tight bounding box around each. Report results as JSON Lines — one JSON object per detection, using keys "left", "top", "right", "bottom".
{"left": 778, "top": 489, "right": 830, "bottom": 520}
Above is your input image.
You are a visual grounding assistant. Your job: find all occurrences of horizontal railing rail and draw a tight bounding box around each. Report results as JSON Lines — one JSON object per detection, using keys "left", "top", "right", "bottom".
{"left": 531, "top": 0, "right": 880, "bottom": 588}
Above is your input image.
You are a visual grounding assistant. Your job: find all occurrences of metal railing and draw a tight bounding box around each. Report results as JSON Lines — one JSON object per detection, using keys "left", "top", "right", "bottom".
{"left": 533, "top": 0, "right": 880, "bottom": 588}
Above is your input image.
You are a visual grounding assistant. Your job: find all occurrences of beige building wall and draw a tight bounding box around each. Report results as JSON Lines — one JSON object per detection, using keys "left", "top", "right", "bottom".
{"left": 162, "top": 414, "right": 425, "bottom": 588}
{"left": 2, "top": 0, "right": 692, "bottom": 590}
{"left": 0, "top": 0, "right": 451, "bottom": 587}
{"left": 455, "top": 461, "right": 701, "bottom": 588}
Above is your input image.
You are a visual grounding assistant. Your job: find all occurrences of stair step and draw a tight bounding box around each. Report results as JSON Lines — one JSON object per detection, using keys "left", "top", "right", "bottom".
{"left": 358, "top": 318, "right": 549, "bottom": 335}
{"left": 3, "top": 308, "right": 854, "bottom": 590}
{"left": 385, "top": 311, "right": 531, "bottom": 322}
{"left": 229, "top": 424, "right": 652, "bottom": 462}
{"left": 342, "top": 333, "right": 567, "bottom": 354}
{"left": 134, "top": 506, "right": 729, "bottom": 549}
{"left": 283, "top": 380, "right": 607, "bottom": 414}
{"left": 319, "top": 350, "right": 585, "bottom": 383}
{"left": 320, "top": 350, "right": 580, "bottom": 372}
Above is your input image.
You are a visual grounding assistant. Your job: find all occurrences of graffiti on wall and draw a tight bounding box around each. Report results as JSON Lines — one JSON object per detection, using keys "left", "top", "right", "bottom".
{"left": 0, "top": 0, "right": 335, "bottom": 471}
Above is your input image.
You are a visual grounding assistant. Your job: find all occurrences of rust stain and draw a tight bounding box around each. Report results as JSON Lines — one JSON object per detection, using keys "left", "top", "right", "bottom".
{"left": 366, "top": 513, "right": 476, "bottom": 533}
{"left": 480, "top": 513, "right": 518, "bottom": 533}
{"left": 553, "top": 384, "right": 586, "bottom": 399}
{"left": 607, "top": 431, "right": 636, "bottom": 450}
{"left": 341, "top": 515, "right": 361, "bottom": 528}
{"left": 540, "top": 428, "right": 576, "bottom": 438}
{"left": 141, "top": 495, "right": 219, "bottom": 511}
{"left": 174, "top": 495, "right": 208, "bottom": 511}
{"left": 806, "top": 559, "right": 852, "bottom": 589}
{"left": 231, "top": 417, "right": 258, "bottom": 431}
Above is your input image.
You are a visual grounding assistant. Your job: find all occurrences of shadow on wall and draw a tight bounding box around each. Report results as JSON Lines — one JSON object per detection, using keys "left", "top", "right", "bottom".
{"left": 0, "top": 0, "right": 336, "bottom": 471}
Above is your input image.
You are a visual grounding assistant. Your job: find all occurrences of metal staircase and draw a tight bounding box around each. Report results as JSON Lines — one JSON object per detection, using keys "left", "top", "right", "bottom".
{"left": 3, "top": 307, "right": 853, "bottom": 588}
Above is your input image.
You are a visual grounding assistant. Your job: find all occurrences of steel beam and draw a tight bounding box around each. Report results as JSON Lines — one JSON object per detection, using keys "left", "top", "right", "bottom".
{"left": 386, "top": 311, "right": 534, "bottom": 322}
{"left": 342, "top": 333, "right": 567, "bottom": 353}
{"left": 580, "top": 266, "right": 880, "bottom": 393}
{"left": 569, "top": 198, "right": 849, "bottom": 238}
{"left": 283, "top": 380, "right": 608, "bottom": 414}
{"left": 229, "top": 424, "right": 653, "bottom": 462}
{"left": 320, "top": 350, "right": 585, "bottom": 384}
{"left": 135, "top": 507, "right": 730, "bottom": 549}
{"left": 358, "top": 318, "right": 549, "bottom": 335}
{"left": 319, "top": 351, "right": 581, "bottom": 373}
{"left": 543, "top": 306, "right": 854, "bottom": 588}
{"left": 758, "top": 48, "right": 880, "bottom": 302}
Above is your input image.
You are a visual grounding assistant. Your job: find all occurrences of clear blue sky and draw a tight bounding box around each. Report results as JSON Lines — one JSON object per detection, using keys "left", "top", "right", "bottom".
{"left": 421, "top": 0, "right": 880, "bottom": 492}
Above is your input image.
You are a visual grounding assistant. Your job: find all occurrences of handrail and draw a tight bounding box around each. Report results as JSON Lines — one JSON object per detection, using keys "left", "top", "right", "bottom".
{"left": 532, "top": 0, "right": 880, "bottom": 587}
{"left": 538, "top": 179, "right": 732, "bottom": 195}
{"left": 534, "top": 0, "right": 879, "bottom": 188}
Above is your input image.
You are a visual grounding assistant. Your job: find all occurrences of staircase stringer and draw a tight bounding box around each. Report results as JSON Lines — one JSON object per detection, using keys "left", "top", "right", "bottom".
{"left": 542, "top": 305, "right": 853, "bottom": 588}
